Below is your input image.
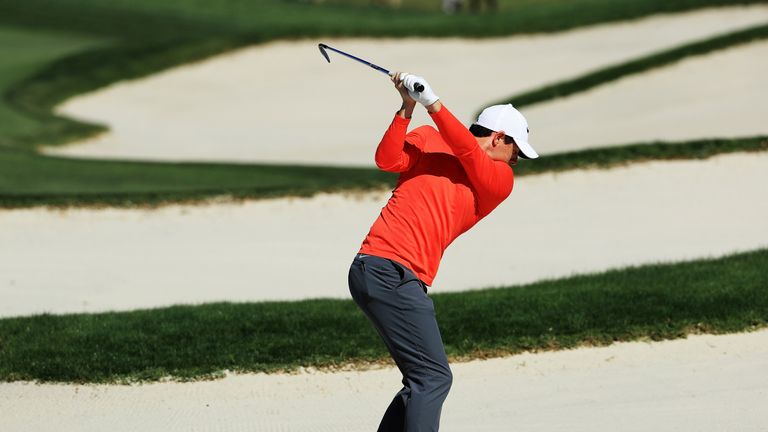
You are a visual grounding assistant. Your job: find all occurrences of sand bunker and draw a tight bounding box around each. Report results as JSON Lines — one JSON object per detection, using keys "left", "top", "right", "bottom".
{"left": 2, "top": 151, "right": 767, "bottom": 318}
{"left": 525, "top": 40, "right": 768, "bottom": 153}
{"left": 45, "top": 6, "right": 768, "bottom": 165}
{"left": 4, "top": 7, "right": 768, "bottom": 425}
{"left": 2, "top": 329, "right": 766, "bottom": 431}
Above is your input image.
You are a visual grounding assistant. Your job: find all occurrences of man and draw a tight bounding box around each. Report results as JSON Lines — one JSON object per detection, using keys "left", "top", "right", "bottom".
{"left": 347, "top": 72, "right": 538, "bottom": 431}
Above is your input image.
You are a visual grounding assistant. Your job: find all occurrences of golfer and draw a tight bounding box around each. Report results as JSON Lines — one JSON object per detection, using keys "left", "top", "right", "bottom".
{"left": 348, "top": 72, "right": 538, "bottom": 431}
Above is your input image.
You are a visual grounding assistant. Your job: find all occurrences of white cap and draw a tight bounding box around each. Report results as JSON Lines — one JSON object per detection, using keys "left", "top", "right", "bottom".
{"left": 475, "top": 104, "right": 538, "bottom": 159}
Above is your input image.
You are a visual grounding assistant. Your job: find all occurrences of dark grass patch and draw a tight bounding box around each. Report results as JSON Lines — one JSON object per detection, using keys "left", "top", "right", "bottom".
{"left": 1, "top": 248, "right": 766, "bottom": 383}
{"left": 3, "top": 36, "right": 257, "bottom": 150}
{"left": 489, "top": 23, "right": 768, "bottom": 111}
{"left": 2, "top": 0, "right": 766, "bottom": 150}
{"left": 512, "top": 136, "right": 768, "bottom": 176}
{"left": 1, "top": 136, "right": 764, "bottom": 208}
{"left": 4, "top": 0, "right": 765, "bottom": 39}
{"left": 0, "top": 147, "right": 396, "bottom": 208}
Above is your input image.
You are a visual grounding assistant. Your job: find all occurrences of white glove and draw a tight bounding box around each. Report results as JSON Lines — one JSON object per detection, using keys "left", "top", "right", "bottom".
{"left": 402, "top": 73, "right": 439, "bottom": 107}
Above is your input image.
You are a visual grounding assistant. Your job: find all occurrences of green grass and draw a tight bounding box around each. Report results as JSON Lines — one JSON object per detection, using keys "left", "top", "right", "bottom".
{"left": 1, "top": 136, "right": 764, "bottom": 208}
{"left": 2, "top": 0, "right": 766, "bottom": 151}
{"left": 0, "top": 25, "right": 105, "bottom": 148}
{"left": 491, "top": 22, "right": 768, "bottom": 110}
{"left": 9, "top": 18, "right": 768, "bottom": 153}
{"left": 1, "top": 0, "right": 766, "bottom": 206}
{"left": 0, "top": 147, "right": 396, "bottom": 208}
{"left": 4, "top": 0, "right": 764, "bottom": 37}
{"left": 4, "top": 36, "right": 257, "bottom": 150}
{"left": 0, "top": 1, "right": 765, "bottom": 386}
{"left": 512, "top": 136, "right": 768, "bottom": 176}
{"left": 1, "top": 248, "right": 766, "bottom": 384}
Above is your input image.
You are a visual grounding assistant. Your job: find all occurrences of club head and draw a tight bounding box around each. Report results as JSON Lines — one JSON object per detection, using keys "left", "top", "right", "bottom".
{"left": 318, "top": 44, "right": 331, "bottom": 63}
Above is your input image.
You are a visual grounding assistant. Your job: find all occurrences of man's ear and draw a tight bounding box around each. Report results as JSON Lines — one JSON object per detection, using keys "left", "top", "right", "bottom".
{"left": 492, "top": 131, "right": 506, "bottom": 147}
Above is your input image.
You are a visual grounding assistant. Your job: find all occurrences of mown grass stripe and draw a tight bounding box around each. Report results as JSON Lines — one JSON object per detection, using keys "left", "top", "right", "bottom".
{"left": 0, "top": 136, "right": 764, "bottom": 209}
{"left": 489, "top": 23, "right": 768, "bottom": 111}
{"left": 1, "top": 248, "right": 766, "bottom": 384}
{"left": 512, "top": 135, "right": 768, "bottom": 176}
{"left": 2, "top": 36, "right": 252, "bottom": 150}
{"left": 3, "top": 1, "right": 766, "bottom": 151}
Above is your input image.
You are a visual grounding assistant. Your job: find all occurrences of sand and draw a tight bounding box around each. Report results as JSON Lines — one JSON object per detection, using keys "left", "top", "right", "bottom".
{"left": 4, "top": 6, "right": 768, "bottom": 428}
{"left": 2, "top": 329, "right": 767, "bottom": 431}
{"left": 44, "top": 5, "right": 768, "bottom": 165}
{"left": 524, "top": 40, "right": 768, "bottom": 154}
{"left": 2, "top": 151, "right": 767, "bottom": 318}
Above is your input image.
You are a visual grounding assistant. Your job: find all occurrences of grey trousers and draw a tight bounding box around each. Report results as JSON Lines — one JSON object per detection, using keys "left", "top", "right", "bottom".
{"left": 348, "top": 253, "right": 453, "bottom": 432}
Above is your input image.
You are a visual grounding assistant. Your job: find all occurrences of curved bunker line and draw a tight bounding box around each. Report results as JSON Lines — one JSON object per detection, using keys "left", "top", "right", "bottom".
{"left": 1, "top": 330, "right": 767, "bottom": 432}
{"left": 521, "top": 39, "right": 768, "bottom": 154}
{"left": 1, "top": 151, "right": 767, "bottom": 318}
{"left": 44, "top": 5, "right": 768, "bottom": 165}
{"left": 489, "top": 22, "right": 768, "bottom": 112}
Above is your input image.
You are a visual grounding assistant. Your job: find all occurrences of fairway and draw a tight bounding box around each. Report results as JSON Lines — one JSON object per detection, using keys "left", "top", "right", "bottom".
{"left": 2, "top": 0, "right": 768, "bottom": 430}
{"left": 524, "top": 40, "right": 768, "bottom": 153}
{"left": 2, "top": 330, "right": 767, "bottom": 431}
{"left": 46, "top": 6, "right": 768, "bottom": 165}
{"left": 0, "top": 25, "right": 103, "bottom": 147}
{"left": 3, "top": 151, "right": 767, "bottom": 317}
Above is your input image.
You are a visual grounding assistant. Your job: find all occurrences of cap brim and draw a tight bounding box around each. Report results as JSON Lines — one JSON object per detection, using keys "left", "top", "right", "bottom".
{"left": 516, "top": 140, "right": 538, "bottom": 160}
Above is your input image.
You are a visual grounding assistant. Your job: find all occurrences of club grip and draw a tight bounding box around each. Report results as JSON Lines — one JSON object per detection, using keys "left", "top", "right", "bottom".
{"left": 414, "top": 82, "right": 425, "bottom": 93}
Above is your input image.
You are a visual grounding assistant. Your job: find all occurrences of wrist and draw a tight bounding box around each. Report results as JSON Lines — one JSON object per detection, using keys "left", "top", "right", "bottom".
{"left": 398, "top": 102, "right": 416, "bottom": 119}
{"left": 426, "top": 100, "right": 442, "bottom": 113}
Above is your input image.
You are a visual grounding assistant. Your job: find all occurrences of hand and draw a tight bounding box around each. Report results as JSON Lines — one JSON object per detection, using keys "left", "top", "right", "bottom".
{"left": 401, "top": 73, "right": 439, "bottom": 107}
{"left": 391, "top": 72, "right": 416, "bottom": 107}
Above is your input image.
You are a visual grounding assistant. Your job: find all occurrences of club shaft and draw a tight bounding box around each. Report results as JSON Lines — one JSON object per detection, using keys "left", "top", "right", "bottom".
{"left": 319, "top": 43, "right": 424, "bottom": 92}
{"left": 321, "top": 45, "right": 390, "bottom": 75}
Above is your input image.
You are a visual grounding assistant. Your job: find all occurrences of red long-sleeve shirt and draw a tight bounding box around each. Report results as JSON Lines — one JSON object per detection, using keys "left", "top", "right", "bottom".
{"left": 358, "top": 105, "right": 514, "bottom": 286}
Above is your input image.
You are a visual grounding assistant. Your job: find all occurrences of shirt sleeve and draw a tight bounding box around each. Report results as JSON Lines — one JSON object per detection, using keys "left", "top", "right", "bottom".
{"left": 375, "top": 114, "right": 422, "bottom": 173}
{"left": 429, "top": 105, "right": 514, "bottom": 214}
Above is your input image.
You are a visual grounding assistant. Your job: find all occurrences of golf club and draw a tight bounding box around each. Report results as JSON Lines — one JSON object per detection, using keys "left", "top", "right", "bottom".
{"left": 318, "top": 43, "right": 424, "bottom": 93}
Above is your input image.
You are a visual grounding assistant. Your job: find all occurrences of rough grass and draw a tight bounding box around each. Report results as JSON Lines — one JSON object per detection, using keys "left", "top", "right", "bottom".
{"left": 0, "top": 1, "right": 765, "bottom": 208}
{"left": 1, "top": 136, "right": 765, "bottom": 208}
{"left": 2, "top": 0, "right": 766, "bottom": 150}
{"left": 1, "top": 248, "right": 766, "bottom": 384}
{"left": 1, "top": 7, "right": 766, "bottom": 208}
{"left": 0, "top": 147, "right": 395, "bottom": 208}
{"left": 490, "top": 22, "right": 768, "bottom": 111}
{"left": 0, "top": 25, "right": 105, "bottom": 148}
